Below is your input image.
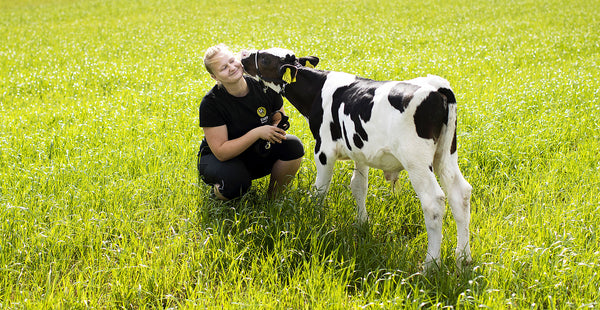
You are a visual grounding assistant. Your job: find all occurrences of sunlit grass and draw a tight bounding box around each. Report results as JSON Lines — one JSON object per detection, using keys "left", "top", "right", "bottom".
{"left": 1, "top": 0, "right": 599, "bottom": 308}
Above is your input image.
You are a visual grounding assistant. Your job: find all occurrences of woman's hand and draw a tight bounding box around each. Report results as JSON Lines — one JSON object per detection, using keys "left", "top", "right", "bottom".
{"left": 203, "top": 122, "right": 287, "bottom": 162}
{"left": 253, "top": 125, "right": 287, "bottom": 144}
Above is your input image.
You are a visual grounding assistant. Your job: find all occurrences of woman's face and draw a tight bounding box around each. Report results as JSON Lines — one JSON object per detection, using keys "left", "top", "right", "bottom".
{"left": 209, "top": 50, "right": 244, "bottom": 85}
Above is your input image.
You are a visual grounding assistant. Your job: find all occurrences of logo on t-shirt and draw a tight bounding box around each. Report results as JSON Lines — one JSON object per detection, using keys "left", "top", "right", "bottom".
{"left": 257, "top": 107, "right": 267, "bottom": 118}
{"left": 258, "top": 107, "right": 269, "bottom": 124}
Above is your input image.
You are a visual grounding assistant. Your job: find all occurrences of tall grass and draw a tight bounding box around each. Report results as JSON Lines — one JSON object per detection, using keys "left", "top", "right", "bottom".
{"left": 1, "top": 0, "right": 599, "bottom": 308}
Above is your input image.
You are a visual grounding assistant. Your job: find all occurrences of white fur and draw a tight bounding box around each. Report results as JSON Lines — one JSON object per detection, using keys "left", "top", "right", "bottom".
{"left": 264, "top": 48, "right": 295, "bottom": 59}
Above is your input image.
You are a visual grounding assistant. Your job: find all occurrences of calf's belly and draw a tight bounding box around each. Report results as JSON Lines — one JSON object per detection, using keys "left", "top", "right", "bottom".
{"left": 341, "top": 147, "right": 404, "bottom": 171}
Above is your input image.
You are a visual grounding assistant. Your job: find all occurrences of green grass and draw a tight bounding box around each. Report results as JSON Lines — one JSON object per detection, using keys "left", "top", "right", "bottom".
{"left": 1, "top": 0, "right": 599, "bottom": 308}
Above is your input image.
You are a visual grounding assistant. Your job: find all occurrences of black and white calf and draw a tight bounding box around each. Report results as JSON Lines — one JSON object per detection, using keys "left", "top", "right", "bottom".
{"left": 241, "top": 48, "right": 472, "bottom": 269}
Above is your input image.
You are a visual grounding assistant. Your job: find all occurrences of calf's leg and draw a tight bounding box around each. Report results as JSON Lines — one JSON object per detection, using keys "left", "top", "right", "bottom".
{"left": 350, "top": 162, "right": 369, "bottom": 224}
{"left": 407, "top": 166, "right": 446, "bottom": 271}
{"left": 436, "top": 157, "right": 472, "bottom": 268}
{"left": 314, "top": 154, "right": 334, "bottom": 196}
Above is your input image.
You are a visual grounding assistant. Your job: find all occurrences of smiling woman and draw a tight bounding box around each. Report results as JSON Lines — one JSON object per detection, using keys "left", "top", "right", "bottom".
{"left": 203, "top": 44, "right": 245, "bottom": 89}
{"left": 197, "top": 44, "right": 305, "bottom": 200}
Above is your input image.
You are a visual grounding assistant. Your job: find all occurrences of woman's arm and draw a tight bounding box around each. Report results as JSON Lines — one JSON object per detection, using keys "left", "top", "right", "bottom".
{"left": 203, "top": 123, "right": 287, "bottom": 162}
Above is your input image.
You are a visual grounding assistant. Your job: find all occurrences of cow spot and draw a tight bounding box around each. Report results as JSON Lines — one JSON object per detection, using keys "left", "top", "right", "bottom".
{"left": 319, "top": 152, "right": 327, "bottom": 165}
{"left": 451, "top": 119, "right": 457, "bottom": 154}
{"left": 353, "top": 133, "right": 364, "bottom": 149}
{"left": 414, "top": 92, "right": 448, "bottom": 141}
{"left": 437, "top": 87, "right": 456, "bottom": 104}
{"left": 330, "top": 78, "right": 378, "bottom": 147}
{"left": 388, "top": 82, "right": 420, "bottom": 113}
{"left": 342, "top": 124, "right": 352, "bottom": 151}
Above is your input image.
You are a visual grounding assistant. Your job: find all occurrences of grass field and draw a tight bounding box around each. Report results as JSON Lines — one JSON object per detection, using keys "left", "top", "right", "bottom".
{"left": 1, "top": 0, "right": 599, "bottom": 308}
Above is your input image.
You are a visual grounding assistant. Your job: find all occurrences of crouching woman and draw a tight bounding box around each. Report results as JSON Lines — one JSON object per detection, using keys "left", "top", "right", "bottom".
{"left": 197, "top": 44, "right": 304, "bottom": 200}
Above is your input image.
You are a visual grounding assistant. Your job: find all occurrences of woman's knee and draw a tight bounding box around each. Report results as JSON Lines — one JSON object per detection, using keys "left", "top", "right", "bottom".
{"left": 217, "top": 175, "right": 252, "bottom": 199}
{"left": 198, "top": 155, "right": 252, "bottom": 199}
{"left": 279, "top": 134, "right": 305, "bottom": 161}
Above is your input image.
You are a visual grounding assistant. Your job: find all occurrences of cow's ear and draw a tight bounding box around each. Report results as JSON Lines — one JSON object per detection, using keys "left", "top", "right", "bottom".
{"left": 299, "top": 56, "right": 319, "bottom": 68}
{"left": 280, "top": 64, "right": 298, "bottom": 84}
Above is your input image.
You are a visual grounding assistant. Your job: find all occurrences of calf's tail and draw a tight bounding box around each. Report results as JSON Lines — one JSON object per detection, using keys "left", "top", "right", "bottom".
{"left": 436, "top": 87, "right": 458, "bottom": 157}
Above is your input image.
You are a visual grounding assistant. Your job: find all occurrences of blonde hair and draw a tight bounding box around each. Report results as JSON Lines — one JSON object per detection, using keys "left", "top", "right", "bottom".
{"left": 203, "top": 43, "right": 230, "bottom": 75}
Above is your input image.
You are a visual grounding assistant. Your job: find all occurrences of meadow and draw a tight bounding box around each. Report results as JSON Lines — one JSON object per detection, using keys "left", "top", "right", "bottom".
{"left": 1, "top": 0, "right": 599, "bottom": 308}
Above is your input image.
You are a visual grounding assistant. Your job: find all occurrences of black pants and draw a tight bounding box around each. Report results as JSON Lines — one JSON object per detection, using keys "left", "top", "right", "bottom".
{"left": 198, "top": 135, "right": 304, "bottom": 199}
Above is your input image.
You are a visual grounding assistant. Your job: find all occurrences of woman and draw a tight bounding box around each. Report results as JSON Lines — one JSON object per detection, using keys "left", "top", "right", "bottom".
{"left": 198, "top": 44, "right": 304, "bottom": 200}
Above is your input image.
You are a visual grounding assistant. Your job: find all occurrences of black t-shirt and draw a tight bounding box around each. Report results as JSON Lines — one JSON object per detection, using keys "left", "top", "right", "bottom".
{"left": 198, "top": 76, "right": 283, "bottom": 155}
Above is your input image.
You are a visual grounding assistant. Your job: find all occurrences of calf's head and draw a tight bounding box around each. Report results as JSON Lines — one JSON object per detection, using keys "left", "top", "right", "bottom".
{"left": 240, "top": 48, "right": 319, "bottom": 89}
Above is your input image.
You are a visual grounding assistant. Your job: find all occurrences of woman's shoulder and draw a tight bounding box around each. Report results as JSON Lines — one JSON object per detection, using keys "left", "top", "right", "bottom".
{"left": 201, "top": 84, "right": 225, "bottom": 104}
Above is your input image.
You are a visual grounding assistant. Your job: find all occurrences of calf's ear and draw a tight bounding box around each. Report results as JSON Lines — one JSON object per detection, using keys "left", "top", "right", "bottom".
{"left": 280, "top": 64, "right": 298, "bottom": 84}
{"left": 299, "top": 56, "right": 319, "bottom": 68}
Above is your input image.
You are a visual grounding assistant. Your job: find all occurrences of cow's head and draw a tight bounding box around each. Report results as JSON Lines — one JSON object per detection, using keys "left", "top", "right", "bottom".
{"left": 240, "top": 48, "right": 319, "bottom": 92}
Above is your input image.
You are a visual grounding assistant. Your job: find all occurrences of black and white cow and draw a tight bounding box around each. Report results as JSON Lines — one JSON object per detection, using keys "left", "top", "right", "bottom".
{"left": 240, "top": 48, "right": 472, "bottom": 269}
